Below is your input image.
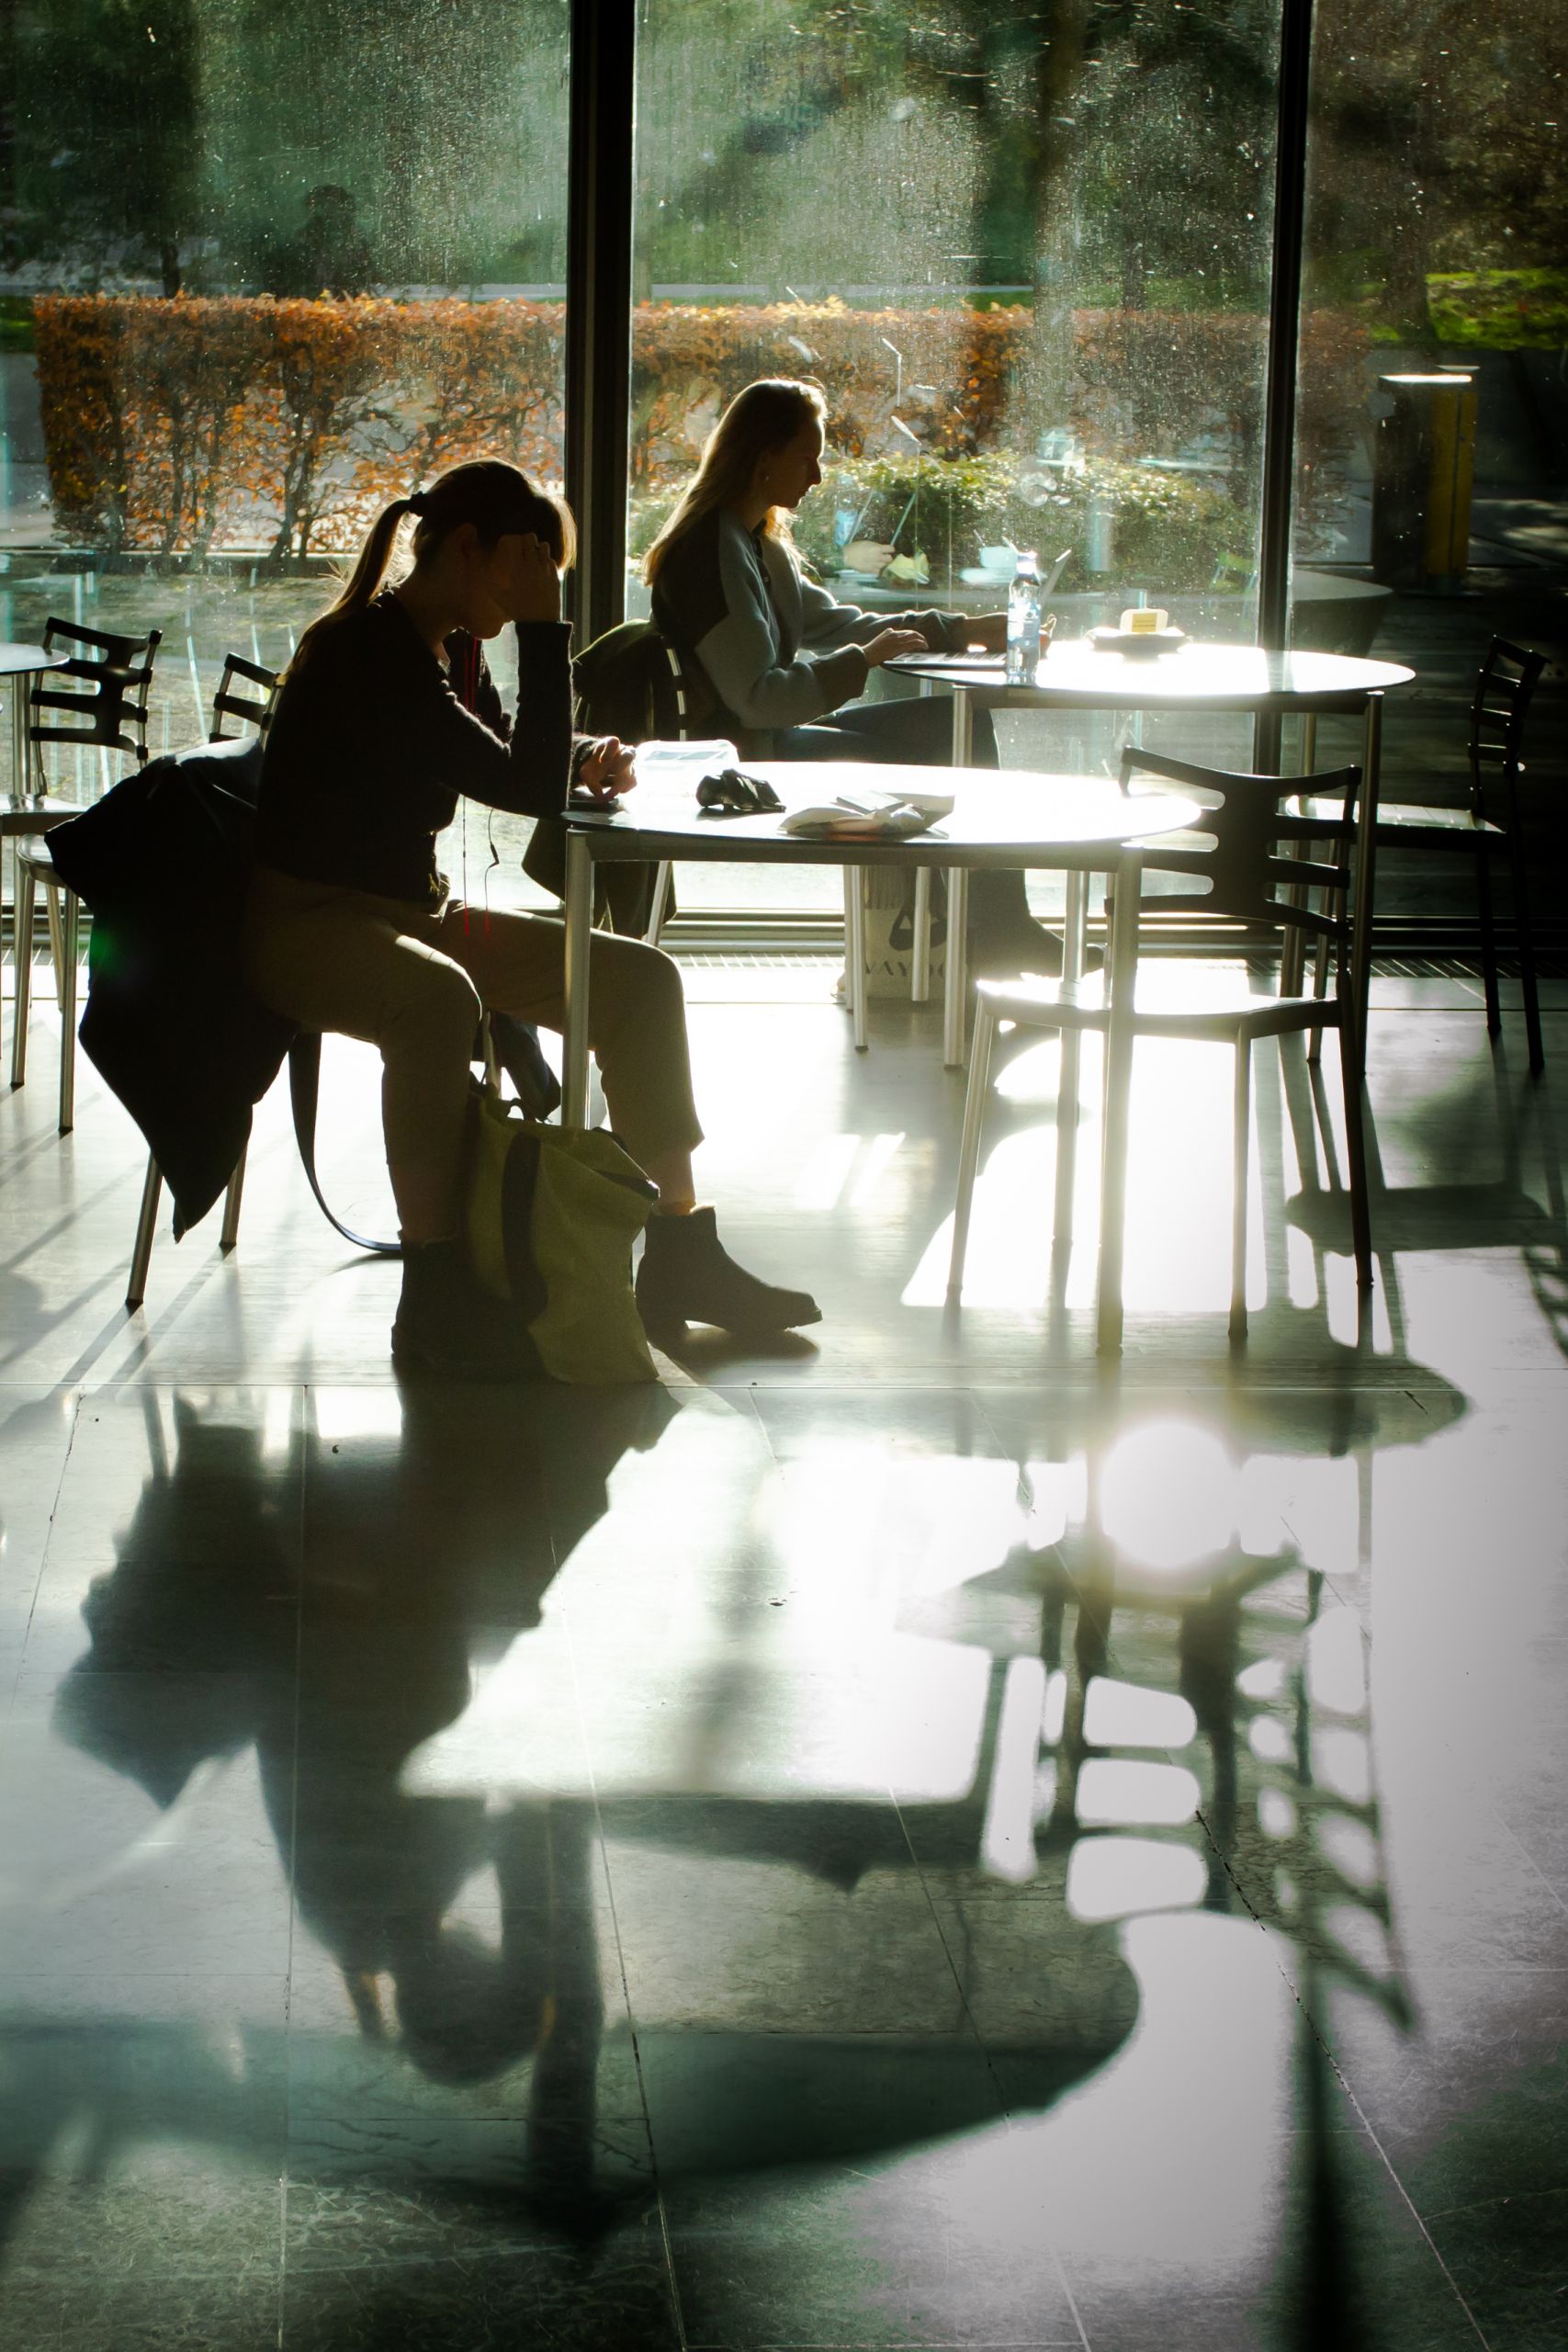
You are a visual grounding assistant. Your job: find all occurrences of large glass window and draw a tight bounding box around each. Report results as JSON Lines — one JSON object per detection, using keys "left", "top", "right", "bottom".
{"left": 626, "top": 0, "right": 1284, "bottom": 915}
{"left": 1292, "top": 0, "right": 1567, "bottom": 907}
{"left": 0, "top": 0, "right": 569, "bottom": 876}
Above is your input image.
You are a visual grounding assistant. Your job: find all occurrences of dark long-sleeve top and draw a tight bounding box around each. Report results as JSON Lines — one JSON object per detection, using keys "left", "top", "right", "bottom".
{"left": 649, "top": 505, "right": 969, "bottom": 736}
{"left": 254, "top": 590, "right": 575, "bottom": 908}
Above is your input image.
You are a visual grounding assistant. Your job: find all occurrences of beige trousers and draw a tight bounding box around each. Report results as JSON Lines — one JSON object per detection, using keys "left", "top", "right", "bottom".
{"left": 244, "top": 866, "right": 703, "bottom": 1226}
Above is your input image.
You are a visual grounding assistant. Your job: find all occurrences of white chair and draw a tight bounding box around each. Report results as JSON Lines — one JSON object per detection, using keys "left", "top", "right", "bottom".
{"left": 947, "top": 749, "right": 1374, "bottom": 1343}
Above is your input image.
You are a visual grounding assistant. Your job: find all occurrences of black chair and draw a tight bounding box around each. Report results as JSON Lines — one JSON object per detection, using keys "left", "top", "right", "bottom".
{"left": 9, "top": 620, "right": 164, "bottom": 1127}
{"left": 28, "top": 616, "right": 162, "bottom": 773}
{"left": 523, "top": 619, "right": 698, "bottom": 942}
{"left": 5, "top": 617, "right": 164, "bottom": 1072}
{"left": 1290, "top": 637, "right": 1548, "bottom": 1072}
{"left": 209, "top": 650, "right": 281, "bottom": 743}
{"left": 120, "top": 659, "right": 283, "bottom": 1298}
{"left": 947, "top": 748, "right": 1374, "bottom": 1343}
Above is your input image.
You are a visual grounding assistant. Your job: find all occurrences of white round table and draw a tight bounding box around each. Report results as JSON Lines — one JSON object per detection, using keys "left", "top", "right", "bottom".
{"left": 562, "top": 763, "right": 1204, "bottom": 1354}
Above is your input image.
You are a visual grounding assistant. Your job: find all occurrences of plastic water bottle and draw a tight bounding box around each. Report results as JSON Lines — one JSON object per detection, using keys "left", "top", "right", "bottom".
{"left": 1006, "top": 549, "right": 1043, "bottom": 684}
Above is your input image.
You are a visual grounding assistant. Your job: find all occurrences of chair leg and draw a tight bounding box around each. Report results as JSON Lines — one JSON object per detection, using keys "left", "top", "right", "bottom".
{"left": 1053, "top": 1027, "right": 1083, "bottom": 1251}
{"left": 845, "top": 867, "right": 868, "bottom": 1052}
{"left": 1339, "top": 1032, "right": 1375, "bottom": 1295}
{"left": 58, "top": 888, "right": 79, "bottom": 1134}
{"left": 1474, "top": 838, "right": 1502, "bottom": 1038}
{"left": 1506, "top": 808, "right": 1545, "bottom": 1077}
{"left": 127, "top": 1157, "right": 164, "bottom": 1309}
{"left": 1229, "top": 1038, "right": 1251, "bottom": 1344}
{"left": 41, "top": 876, "right": 65, "bottom": 1005}
{"left": 1308, "top": 890, "right": 1340, "bottom": 1067}
{"left": 947, "top": 995, "right": 999, "bottom": 1300}
{"left": 9, "top": 861, "right": 37, "bottom": 1088}
{"left": 1280, "top": 842, "right": 1309, "bottom": 998}
{"left": 644, "top": 860, "right": 673, "bottom": 947}
{"left": 219, "top": 1143, "right": 247, "bottom": 1253}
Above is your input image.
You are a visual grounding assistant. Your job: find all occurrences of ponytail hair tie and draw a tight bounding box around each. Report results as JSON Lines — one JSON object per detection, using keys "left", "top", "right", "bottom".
{"left": 405, "top": 492, "right": 429, "bottom": 517}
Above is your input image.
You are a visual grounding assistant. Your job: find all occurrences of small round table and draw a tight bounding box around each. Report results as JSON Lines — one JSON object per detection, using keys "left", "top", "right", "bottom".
{"left": 562, "top": 763, "right": 1203, "bottom": 1353}
{"left": 890, "top": 640, "right": 1416, "bottom": 1067}
{"left": 1, "top": 642, "right": 71, "bottom": 804}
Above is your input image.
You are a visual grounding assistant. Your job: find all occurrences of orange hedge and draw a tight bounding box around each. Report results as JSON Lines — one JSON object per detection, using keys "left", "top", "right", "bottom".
{"left": 32, "top": 295, "right": 1368, "bottom": 557}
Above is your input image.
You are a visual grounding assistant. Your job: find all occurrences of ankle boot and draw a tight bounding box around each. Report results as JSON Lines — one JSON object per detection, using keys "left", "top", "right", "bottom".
{"left": 966, "top": 871, "right": 1101, "bottom": 978}
{"left": 391, "top": 1237, "right": 534, "bottom": 1381}
{"left": 636, "top": 1207, "right": 820, "bottom": 1337}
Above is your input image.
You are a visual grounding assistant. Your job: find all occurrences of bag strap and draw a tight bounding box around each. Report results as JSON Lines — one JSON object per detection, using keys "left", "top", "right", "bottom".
{"left": 288, "top": 1033, "right": 404, "bottom": 1257}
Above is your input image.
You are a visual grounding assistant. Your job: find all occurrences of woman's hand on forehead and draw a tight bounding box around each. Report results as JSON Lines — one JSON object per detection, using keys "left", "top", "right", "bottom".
{"left": 498, "top": 531, "right": 562, "bottom": 626}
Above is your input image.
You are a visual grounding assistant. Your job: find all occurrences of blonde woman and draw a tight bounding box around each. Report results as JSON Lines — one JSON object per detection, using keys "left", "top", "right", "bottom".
{"left": 647, "top": 379, "right": 1062, "bottom": 973}
{"left": 247, "top": 459, "right": 818, "bottom": 1376}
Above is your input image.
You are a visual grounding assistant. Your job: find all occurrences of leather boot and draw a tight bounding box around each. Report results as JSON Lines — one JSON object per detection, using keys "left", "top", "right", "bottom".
{"left": 637, "top": 1207, "right": 820, "bottom": 1337}
{"left": 391, "top": 1237, "right": 535, "bottom": 1381}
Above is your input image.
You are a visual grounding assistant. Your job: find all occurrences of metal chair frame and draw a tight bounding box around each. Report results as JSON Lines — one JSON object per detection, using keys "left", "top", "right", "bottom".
{"left": 209, "top": 650, "right": 282, "bottom": 744}
{"left": 947, "top": 747, "right": 1375, "bottom": 1343}
{"left": 9, "top": 619, "right": 165, "bottom": 1128}
{"left": 1287, "top": 636, "right": 1547, "bottom": 1072}
{"left": 27, "top": 616, "right": 161, "bottom": 775}
{"left": 15, "top": 651, "right": 281, "bottom": 1133}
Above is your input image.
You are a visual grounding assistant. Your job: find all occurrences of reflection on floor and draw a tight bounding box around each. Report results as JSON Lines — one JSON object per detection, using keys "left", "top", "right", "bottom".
{"left": 1, "top": 965, "right": 1565, "bottom": 2349}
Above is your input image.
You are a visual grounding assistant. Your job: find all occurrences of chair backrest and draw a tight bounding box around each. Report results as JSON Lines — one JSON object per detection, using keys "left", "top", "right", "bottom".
{"left": 29, "top": 616, "right": 162, "bottom": 773}
{"left": 1467, "top": 637, "right": 1544, "bottom": 823}
{"left": 572, "top": 619, "right": 692, "bottom": 745}
{"left": 1121, "top": 746, "right": 1364, "bottom": 970}
{"left": 209, "top": 652, "right": 281, "bottom": 743}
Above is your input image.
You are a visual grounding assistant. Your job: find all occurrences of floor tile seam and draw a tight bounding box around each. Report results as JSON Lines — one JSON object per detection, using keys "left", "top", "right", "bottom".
{"left": 1494, "top": 1815, "right": 1568, "bottom": 1925}
{"left": 2, "top": 1385, "right": 83, "bottom": 1720}
{"left": 279, "top": 1387, "right": 309, "bottom": 2287}
{"left": 558, "top": 1605, "right": 690, "bottom": 2352}
{"left": 1284, "top": 1978, "right": 1497, "bottom": 2350}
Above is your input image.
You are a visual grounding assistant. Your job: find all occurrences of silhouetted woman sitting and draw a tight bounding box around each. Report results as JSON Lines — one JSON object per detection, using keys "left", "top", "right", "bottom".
{"left": 246, "top": 460, "right": 818, "bottom": 1377}
{"left": 647, "top": 378, "right": 1064, "bottom": 975}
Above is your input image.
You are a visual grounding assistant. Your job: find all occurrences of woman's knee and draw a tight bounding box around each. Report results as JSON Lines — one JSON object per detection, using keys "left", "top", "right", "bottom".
{"left": 590, "top": 934, "right": 687, "bottom": 1032}
{"left": 384, "top": 956, "right": 483, "bottom": 1063}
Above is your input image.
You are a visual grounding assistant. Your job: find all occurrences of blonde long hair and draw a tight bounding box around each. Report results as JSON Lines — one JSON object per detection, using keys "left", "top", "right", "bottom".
{"left": 290, "top": 459, "right": 575, "bottom": 671}
{"left": 643, "top": 379, "right": 826, "bottom": 584}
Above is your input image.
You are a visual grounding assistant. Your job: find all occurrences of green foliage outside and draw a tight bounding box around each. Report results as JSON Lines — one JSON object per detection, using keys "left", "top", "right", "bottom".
{"left": 1423, "top": 273, "right": 1568, "bottom": 353}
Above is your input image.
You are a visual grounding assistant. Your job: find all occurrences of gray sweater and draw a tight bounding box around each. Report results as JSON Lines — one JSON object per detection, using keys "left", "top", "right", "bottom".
{"left": 651, "top": 505, "right": 967, "bottom": 735}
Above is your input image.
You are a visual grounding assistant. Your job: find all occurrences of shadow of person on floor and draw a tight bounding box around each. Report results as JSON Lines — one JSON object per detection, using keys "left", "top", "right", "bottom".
{"left": 35, "top": 1384, "right": 674, "bottom": 2243}
{"left": 29, "top": 1384, "right": 1142, "bottom": 2210}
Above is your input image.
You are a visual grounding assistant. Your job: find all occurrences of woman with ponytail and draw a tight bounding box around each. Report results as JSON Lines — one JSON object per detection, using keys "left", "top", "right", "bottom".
{"left": 248, "top": 458, "right": 818, "bottom": 1377}
{"left": 648, "top": 379, "right": 1069, "bottom": 975}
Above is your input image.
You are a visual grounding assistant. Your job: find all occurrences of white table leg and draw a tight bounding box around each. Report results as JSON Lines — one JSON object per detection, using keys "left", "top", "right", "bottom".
{"left": 950, "top": 686, "right": 973, "bottom": 766}
{"left": 940, "top": 689, "right": 976, "bottom": 1067}
{"left": 1053, "top": 867, "right": 1088, "bottom": 1248}
{"left": 1350, "top": 694, "right": 1382, "bottom": 1081}
{"left": 1096, "top": 849, "right": 1143, "bottom": 1357}
{"left": 943, "top": 867, "right": 970, "bottom": 1068}
{"left": 562, "top": 830, "right": 593, "bottom": 1128}
{"left": 911, "top": 866, "right": 932, "bottom": 1002}
{"left": 848, "top": 867, "right": 869, "bottom": 1052}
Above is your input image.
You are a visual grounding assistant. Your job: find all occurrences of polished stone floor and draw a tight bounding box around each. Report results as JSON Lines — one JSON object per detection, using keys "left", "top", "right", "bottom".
{"left": 1, "top": 956, "right": 1565, "bottom": 2350}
